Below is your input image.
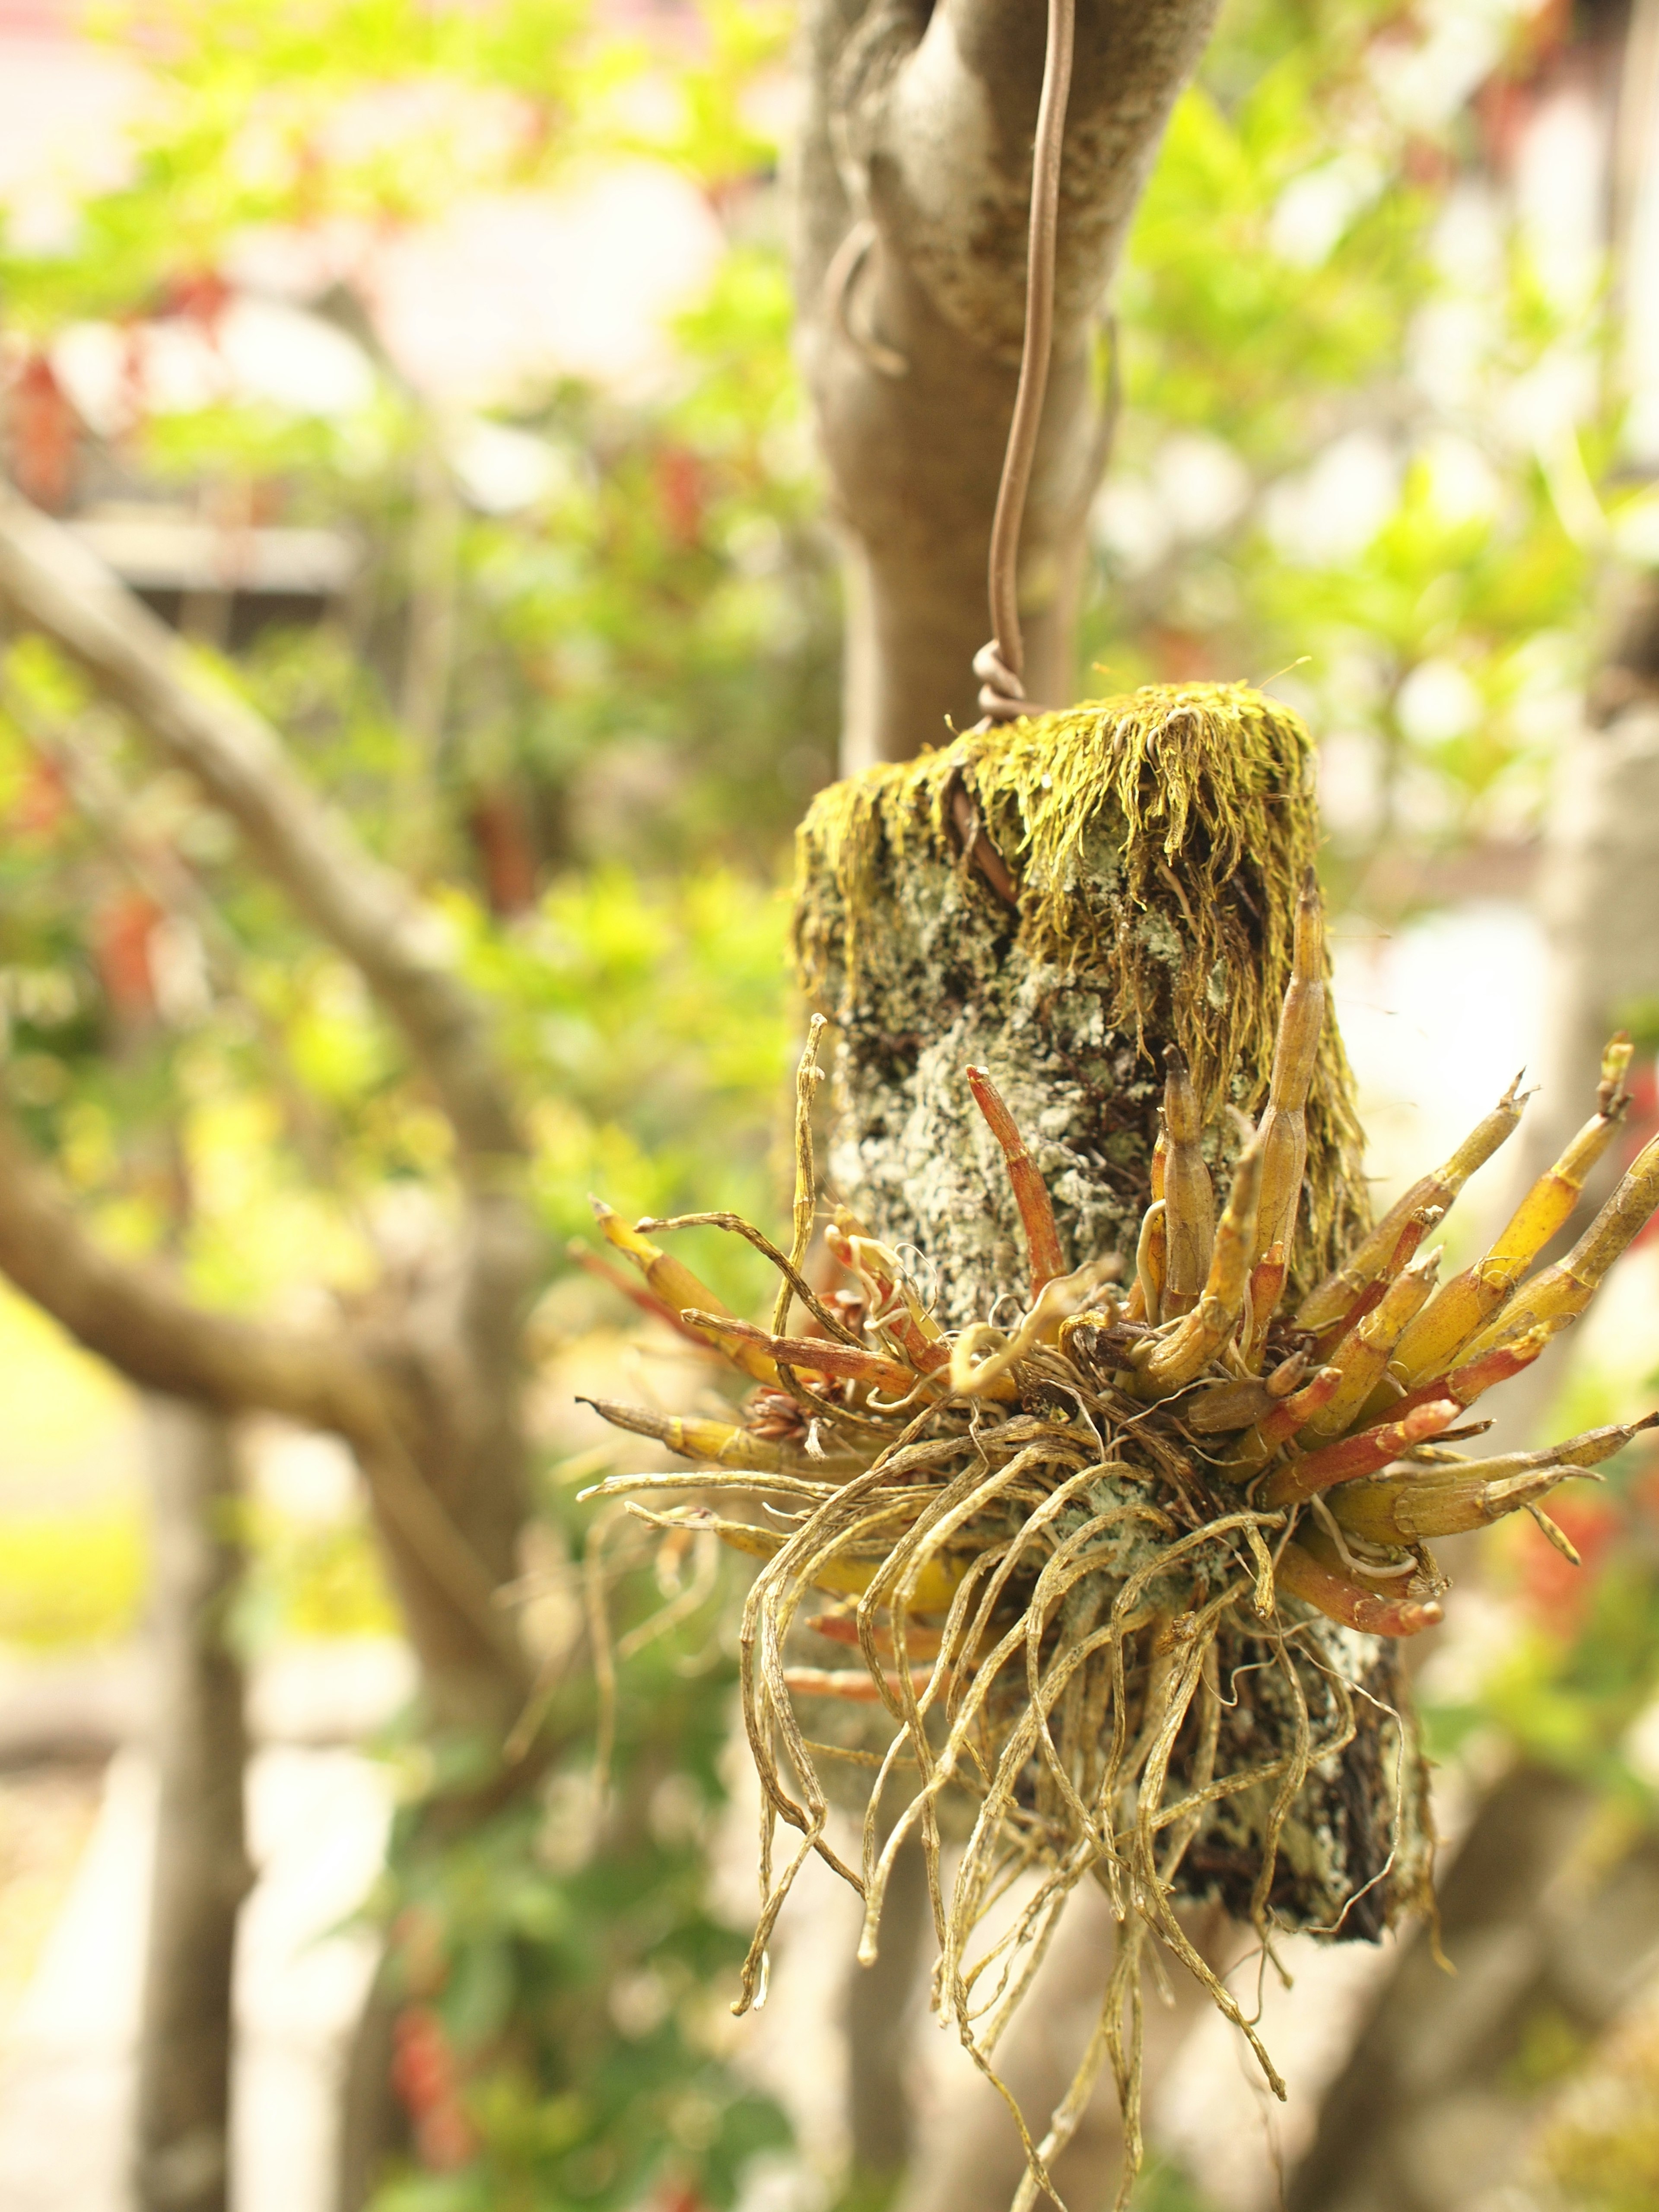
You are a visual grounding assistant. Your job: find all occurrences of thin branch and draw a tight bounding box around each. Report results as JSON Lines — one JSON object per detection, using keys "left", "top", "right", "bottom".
{"left": 0, "top": 1097, "right": 521, "bottom": 1667}
{"left": 0, "top": 485, "right": 522, "bottom": 1177}
{"left": 0, "top": 1104, "right": 373, "bottom": 1426}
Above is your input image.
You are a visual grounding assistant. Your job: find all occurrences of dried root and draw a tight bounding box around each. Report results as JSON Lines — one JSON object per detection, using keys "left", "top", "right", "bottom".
{"left": 580, "top": 898, "right": 1657, "bottom": 2212}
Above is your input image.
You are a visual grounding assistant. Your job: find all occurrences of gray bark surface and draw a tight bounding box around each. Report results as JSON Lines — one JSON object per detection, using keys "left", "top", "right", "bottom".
{"left": 845, "top": 1834, "right": 931, "bottom": 2193}
{"left": 132, "top": 1400, "right": 252, "bottom": 2212}
{"left": 795, "top": 0, "right": 1221, "bottom": 766}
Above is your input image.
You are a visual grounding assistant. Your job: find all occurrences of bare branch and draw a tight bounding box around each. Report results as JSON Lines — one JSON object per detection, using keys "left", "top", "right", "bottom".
{"left": 0, "top": 484, "right": 523, "bottom": 1173}
{"left": 0, "top": 1098, "right": 524, "bottom": 1671}
{"left": 0, "top": 1103, "right": 379, "bottom": 1430}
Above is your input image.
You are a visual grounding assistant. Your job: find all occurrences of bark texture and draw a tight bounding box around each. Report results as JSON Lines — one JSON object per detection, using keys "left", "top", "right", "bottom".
{"left": 794, "top": 687, "right": 1367, "bottom": 1323}
{"left": 133, "top": 1399, "right": 253, "bottom": 2212}
{"left": 795, "top": 0, "right": 1221, "bottom": 766}
{"left": 1286, "top": 1761, "right": 1659, "bottom": 2212}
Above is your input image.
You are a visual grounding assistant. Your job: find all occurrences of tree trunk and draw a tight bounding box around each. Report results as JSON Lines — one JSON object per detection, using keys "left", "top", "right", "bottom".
{"left": 133, "top": 1398, "right": 254, "bottom": 2212}
{"left": 1285, "top": 1761, "right": 1659, "bottom": 2212}
{"left": 794, "top": 0, "right": 1221, "bottom": 769}
{"left": 844, "top": 1833, "right": 931, "bottom": 2205}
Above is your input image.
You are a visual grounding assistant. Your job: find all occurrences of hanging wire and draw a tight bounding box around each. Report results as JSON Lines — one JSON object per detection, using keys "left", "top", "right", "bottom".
{"left": 973, "top": 0, "right": 1078, "bottom": 727}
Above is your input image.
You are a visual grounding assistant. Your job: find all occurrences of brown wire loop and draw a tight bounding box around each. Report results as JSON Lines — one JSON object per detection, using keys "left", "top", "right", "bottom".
{"left": 973, "top": 639, "right": 1040, "bottom": 725}
{"left": 972, "top": 0, "right": 1077, "bottom": 731}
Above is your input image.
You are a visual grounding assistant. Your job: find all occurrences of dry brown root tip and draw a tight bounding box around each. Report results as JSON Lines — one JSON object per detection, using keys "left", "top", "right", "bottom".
{"left": 1264, "top": 1398, "right": 1461, "bottom": 1506}
{"left": 1159, "top": 1047, "right": 1215, "bottom": 1316}
{"left": 966, "top": 1064, "right": 1067, "bottom": 1294}
{"left": 1275, "top": 1536, "right": 1445, "bottom": 1636}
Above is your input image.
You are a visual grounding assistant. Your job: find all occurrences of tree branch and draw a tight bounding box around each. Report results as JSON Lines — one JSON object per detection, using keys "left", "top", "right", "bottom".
{"left": 0, "top": 484, "right": 523, "bottom": 1175}
{"left": 0, "top": 1104, "right": 378, "bottom": 1429}
{"left": 796, "top": 0, "right": 1219, "bottom": 764}
{"left": 0, "top": 1099, "right": 524, "bottom": 1674}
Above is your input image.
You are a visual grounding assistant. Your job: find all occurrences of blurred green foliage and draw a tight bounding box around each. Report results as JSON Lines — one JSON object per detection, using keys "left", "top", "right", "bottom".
{"left": 0, "top": 1508, "right": 146, "bottom": 1646}
{"left": 1536, "top": 2013, "right": 1659, "bottom": 2211}
{"left": 367, "top": 1537, "right": 788, "bottom": 2212}
{"left": 1096, "top": 0, "right": 1646, "bottom": 907}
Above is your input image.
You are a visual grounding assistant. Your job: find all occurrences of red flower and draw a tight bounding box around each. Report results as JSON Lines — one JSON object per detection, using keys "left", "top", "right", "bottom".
{"left": 390, "top": 2004, "right": 478, "bottom": 2171}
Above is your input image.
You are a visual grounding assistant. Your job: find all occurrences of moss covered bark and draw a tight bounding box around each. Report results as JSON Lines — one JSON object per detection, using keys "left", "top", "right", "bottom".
{"left": 794, "top": 683, "right": 1368, "bottom": 1323}
{"left": 789, "top": 683, "right": 1429, "bottom": 1938}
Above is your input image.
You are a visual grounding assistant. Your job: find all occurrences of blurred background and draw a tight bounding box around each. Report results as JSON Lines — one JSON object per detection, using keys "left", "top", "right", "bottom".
{"left": 2, "top": 1, "right": 1659, "bottom": 2209}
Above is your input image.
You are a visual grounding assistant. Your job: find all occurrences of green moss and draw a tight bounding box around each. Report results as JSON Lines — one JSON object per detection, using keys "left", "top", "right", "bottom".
{"left": 794, "top": 683, "right": 1367, "bottom": 1297}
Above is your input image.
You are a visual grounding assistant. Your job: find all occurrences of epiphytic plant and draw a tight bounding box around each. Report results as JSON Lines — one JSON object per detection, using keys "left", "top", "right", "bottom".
{"left": 581, "top": 869, "right": 1658, "bottom": 2210}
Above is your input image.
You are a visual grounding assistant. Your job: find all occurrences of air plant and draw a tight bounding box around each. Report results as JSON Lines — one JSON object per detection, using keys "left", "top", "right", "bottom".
{"left": 577, "top": 877, "right": 1658, "bottom": 2211}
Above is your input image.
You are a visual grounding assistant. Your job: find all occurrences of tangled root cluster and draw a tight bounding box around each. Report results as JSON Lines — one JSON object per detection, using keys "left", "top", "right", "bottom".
{"left": 580, "top": 877, "right": 1659, "bottom": 2211}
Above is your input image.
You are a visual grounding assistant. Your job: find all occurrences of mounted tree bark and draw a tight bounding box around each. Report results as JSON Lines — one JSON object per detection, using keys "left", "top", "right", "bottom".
{"left": 777, "top": 6, "right": 1416, "bottom": 2193}
{"left": 788, "top": 9, "right": 1232, "bottom": 2179}
{"left": 133, "top": 1399, "right": 252, "bottom": 2212}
